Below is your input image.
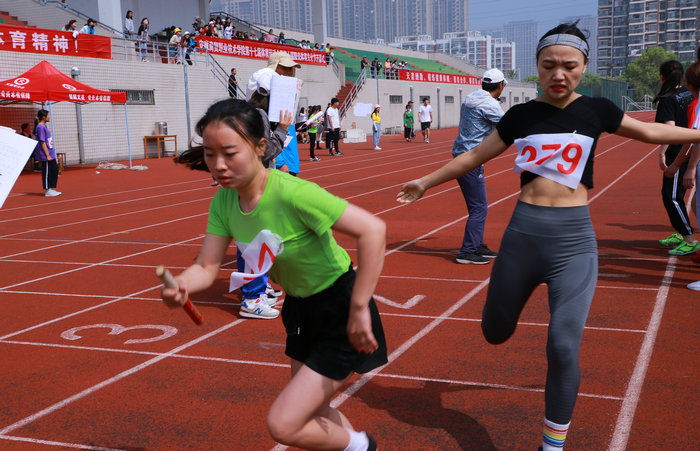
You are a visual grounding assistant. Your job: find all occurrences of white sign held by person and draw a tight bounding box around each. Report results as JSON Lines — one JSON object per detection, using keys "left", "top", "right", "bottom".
{"left": 229, "top": 229, "right": 284, "bottom": 292}
{"left": 0, "top": 126, "right": 36, "bottom": 208}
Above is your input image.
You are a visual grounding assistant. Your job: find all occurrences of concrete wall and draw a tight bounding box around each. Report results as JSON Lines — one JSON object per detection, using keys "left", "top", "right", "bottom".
{"left": 340, "top": 78, "right": 537, "bottom": 138}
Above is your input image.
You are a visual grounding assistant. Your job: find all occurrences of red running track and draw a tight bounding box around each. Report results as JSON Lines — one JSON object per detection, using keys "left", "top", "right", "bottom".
{"left": 0, "top": 111, "right": 698, "bottom": 450}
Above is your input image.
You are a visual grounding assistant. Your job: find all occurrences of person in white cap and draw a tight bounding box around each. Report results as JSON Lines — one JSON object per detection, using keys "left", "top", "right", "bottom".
{"left": 371, "top": 104, "right": 382, "bottom": 150}
{"left": 450, "top": 67, "right": 507, "bottom": 265}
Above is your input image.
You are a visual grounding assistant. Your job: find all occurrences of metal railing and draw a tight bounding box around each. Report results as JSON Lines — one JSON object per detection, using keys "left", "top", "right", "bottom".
{"left": 338, "top": 67, "right": 367, "bottom": 119}
{"left": 622, "top": 94, "right": 654, "bottom": 112}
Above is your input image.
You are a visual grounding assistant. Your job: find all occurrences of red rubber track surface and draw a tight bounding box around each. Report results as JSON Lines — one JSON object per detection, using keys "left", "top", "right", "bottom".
{"left": 1, "top": 111, "right": 697, "bottom": 450}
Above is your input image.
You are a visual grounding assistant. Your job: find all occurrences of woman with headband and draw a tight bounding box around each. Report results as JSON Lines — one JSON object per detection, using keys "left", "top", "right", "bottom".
{"left": 398, "top": 21, "right": 700, "bottom": 450}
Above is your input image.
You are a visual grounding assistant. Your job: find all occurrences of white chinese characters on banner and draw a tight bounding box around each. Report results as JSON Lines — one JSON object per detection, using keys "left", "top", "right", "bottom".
{"left": 229, "top": 229, "right": 284, "bottom": 292}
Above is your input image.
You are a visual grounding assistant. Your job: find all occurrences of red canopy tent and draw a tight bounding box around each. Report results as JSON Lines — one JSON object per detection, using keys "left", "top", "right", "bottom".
{"left": 0, "top": 61, "right": 133, "bottom": 165}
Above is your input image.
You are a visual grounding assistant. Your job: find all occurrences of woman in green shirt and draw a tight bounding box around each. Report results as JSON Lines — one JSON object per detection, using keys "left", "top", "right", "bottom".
{"left": 165, "top": 99, "right": 387, "bottom": 450}
{"left": 403, "top": 101, "right": 415, "bottom": 142}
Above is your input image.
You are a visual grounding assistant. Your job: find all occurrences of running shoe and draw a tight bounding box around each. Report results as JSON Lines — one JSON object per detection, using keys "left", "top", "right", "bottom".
{"left": 659, "top": 232, "right": 683, "bottom": 247}
{"left": 456, "top": 252, "right": 490, "bottom": 265}
{"left": 335, "top": 152, "right": 344, "bottom": 156}
{"left": 266, "top": 283, "right": 283, "bottom": 298}
{"left": 366, "top": 432, "right": 377, "bottom": 451}
{"left": 475, "top": 244, "right": 498, "bottom": 258}
{"left": 309, "top": 157, "right": 321, "bottom": 161}
{"left": 374, "top": 146, "right": 382, "bottom": 150}
{"left": 45, "top": 188, "right": 61, "bottom": 197}
{"left": 688, "top": 280, "right": 700, "bottom": 291}
{"left": 669, "top": 240, "right": 700, "bottom": 256}
{"left": 240, "top": 297, "right": 279, "bottom": 319}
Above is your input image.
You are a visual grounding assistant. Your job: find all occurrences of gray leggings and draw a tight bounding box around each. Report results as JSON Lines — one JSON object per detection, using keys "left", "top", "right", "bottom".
{"left": 482, "top": 201, "right": 597, "bottom": 424}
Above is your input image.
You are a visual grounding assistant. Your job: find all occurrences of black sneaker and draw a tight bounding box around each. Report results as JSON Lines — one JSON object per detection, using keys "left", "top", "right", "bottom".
{"left": 366, "top": 432, "right": 377, "bottom": 451}
{"left": 475, "top": 244, "right": 497, "bottom": 258}
{"left": 456, "top": 252, "right": 490, "bottom": 264}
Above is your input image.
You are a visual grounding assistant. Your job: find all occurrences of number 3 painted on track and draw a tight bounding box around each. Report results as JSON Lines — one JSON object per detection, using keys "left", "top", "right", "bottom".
{"left": 60, "top": 324, "right": 178, "bottom": 345}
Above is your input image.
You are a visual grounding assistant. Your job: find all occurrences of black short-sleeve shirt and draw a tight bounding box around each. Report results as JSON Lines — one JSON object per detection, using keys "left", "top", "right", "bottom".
{"left": 496, "top": 96, "right": 624, "bottom": 189}
{"left": 655, "top": 88, "right": 693, "bottom": 158}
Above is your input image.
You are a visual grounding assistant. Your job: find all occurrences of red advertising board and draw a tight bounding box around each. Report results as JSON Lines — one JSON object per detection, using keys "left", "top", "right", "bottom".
{"left": 196, "top": 35, "right": 327, "bottom": 66}
{"left": 398, "top": 69, "right": 480, "bottom": 85}
{"left": 0, "top": 24, "right": 112, "bottom": 59}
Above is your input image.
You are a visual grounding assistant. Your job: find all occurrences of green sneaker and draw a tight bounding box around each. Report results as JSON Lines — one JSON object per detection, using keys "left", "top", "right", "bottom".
{"left": 659, "top": 232, "right": 683, "bottom": 247}
{"left": 669, "top": 240, "right": 700, "bottom": 256}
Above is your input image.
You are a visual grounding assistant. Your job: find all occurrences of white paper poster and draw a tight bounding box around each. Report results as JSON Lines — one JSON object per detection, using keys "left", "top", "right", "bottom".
{"left": 0, "top": 126, "right": 36, "bottom": 208}
{"left": 268, "top": 75, "right": 303, "bottom": 123}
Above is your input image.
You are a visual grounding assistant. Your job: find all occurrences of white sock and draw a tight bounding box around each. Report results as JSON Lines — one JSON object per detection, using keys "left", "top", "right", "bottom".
{"left": 542, "top": 417, "right": 570, "bottom": 450}
{"left": 343, "top": 428, "right": 369, "bottom": 451}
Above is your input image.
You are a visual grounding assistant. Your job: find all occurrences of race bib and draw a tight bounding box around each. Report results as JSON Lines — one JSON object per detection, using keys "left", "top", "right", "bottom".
{"left": 47, "top": 137, "right": 54, "bottom": 149}
{"left": 229, "top": 229, "right": 284, "bottom": 292}
{"left": 513, "top": 132, "right": 594, "bottom": 189}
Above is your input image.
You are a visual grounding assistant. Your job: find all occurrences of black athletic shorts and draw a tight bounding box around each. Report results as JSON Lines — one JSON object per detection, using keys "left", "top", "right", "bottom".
{"left": 281, "top": 267, "right": 388, "bottom": 381}
{"left": 420, "top": 121, "right": 431, "bottom": 130}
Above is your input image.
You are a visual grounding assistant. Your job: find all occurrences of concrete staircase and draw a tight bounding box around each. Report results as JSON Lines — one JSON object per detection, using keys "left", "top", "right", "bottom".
{"left": 0, "top": 10, "right": 30, "bottom": 27}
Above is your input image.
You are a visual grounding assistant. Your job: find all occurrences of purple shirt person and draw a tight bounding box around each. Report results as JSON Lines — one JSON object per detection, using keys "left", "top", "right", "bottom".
{"left": 33, "top": 123, "right": 55, "bottom": 161}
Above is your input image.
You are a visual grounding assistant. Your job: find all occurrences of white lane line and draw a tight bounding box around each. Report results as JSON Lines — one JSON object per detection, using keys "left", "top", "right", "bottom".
{"left": 0, "top": 434, "right": 120, "bottom": 450}
{"left": 0, "top": 285, "right": 160, "bottom": 341}
{"left": 1, "top": 235, "right": 203, "bottom": 291}
{"left": 608, "top": 256, "right": 677, "bottom": 451}
{"left": 0, "top": 318, "right": 246, "bottom": 436}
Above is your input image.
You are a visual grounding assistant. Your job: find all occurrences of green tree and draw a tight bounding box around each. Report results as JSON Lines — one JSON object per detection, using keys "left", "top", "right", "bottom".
{"left": 617, "top": 46, "right": 678, "bottom": 100}
{"left": 523, "top": 75, "right": 539, "bottom": 84}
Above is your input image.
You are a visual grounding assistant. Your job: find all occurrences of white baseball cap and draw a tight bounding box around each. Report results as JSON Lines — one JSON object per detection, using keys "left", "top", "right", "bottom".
{"left": 482, "top": 68, "right": 507, "bottom": 85}
{"left": 246, "top": 67, "right": 277, "bottom": 101}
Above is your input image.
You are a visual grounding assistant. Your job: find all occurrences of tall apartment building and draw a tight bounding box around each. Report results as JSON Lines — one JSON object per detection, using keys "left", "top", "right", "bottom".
{"left": 503, "top": 20, "right": 538, "bottom": 79}
{"left": 390, "top": 31, "right": 515, "bottom": 73}
{"left": 217, "top": 0, "right": 468, "bottom": 44}
{"left": 597, "top": 0, "right": 699, "bottom": 77}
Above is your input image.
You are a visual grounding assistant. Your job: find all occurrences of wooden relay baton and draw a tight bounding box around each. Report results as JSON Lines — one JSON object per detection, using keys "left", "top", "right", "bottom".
{"left": 155, "top": 265, "right": 203, "bottom": 325}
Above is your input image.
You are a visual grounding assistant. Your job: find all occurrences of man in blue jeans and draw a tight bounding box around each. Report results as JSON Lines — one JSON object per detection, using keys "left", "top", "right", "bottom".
{"left": 452, "top": 68, "right": 506, "bottom": 264}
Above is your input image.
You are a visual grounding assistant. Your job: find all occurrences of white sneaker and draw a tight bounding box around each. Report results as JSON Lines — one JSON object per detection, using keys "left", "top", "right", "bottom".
{"left": 240, "top": 297, "right": 279, "bottom": 319}
{"left": 688, "top": 281, "right": 700, "bottom": 291}
{"left": 45, "top": 189, "right": 61, "bottom": 197}
{"left": 374, "top": 146, "right": 382, "bottom": 150}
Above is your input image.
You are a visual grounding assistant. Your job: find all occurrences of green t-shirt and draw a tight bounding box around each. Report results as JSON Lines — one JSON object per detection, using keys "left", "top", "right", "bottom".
{"left": 403, "top": 110, "right": 414, "bottom": 128}
{"left": 207, "top": 170, "right": 351, "bottom": 298}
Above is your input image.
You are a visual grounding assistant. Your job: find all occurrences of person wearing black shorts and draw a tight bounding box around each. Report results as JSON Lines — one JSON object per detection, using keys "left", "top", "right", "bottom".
{"left": 164, "top": 99, "right": 386, "bottom": 451}
{"left": 398, "top": 21, "right": 700, "bottom": 450}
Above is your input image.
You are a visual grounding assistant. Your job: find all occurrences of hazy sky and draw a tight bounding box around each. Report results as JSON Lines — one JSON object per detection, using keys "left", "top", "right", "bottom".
{"left": 469, "top": 0, "right": 597, "bottom": 35}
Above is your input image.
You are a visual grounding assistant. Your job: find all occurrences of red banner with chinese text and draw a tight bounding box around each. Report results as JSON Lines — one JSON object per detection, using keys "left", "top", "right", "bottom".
{"left": 398, "top": 69, "right": 480, "bottom": 85}
{"left": 196, "top": 35, "right": 326, "bottom": 66}
{"left": 0, "top": 24, "right": 112, "bottom": 59}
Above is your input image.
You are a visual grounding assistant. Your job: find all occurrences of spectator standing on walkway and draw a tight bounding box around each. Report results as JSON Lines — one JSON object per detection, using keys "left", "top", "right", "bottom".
{"left": 228, "top": 68, "right": 239, "bottom": 98}
{"left": 137, "top": 17, "right": 149, "bottom": 61}
{"left": 360, "top": 56, "right": 369, "bottom": 74}
{"left": 168, "top": 28, "right": 181, "bottom": 64}
{"left": 33, "top": 109, "right": 61, "bottom": 197}
{"left": 79, "top": 18, "right": 96, "bottom": 35}
{"left": 326, "top": 98, "right": 343, "bottom": 156}
{"left": 371, "top": 57, "right": 380, "bottom": 78}
{"left": 419, "top": 98, "right": 433, "bottom": 142}
{"left": 452, "top": 68, "right": 506, "bottom": 265}
{"left": 403, "top": 101, "right": 415, "bottom": 142}
{"left": 180, "top": 30, "right": 194, "bottom": 65}
{"left": 124, "top": 11, "right": 134, "bottom": 38}
{"left": 371, "top": 105, "right": 382, "bottom": 150}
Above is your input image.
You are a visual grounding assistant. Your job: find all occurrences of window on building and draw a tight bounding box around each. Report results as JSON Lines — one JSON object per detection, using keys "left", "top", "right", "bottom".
{"left": 680, "top": 9, "right": 695, "bottom": 18}
{"left": 513, "top": 97, "right": 519, "bottom": 103}
{"left": 444, "top": 96, "right": 454, "bottom": 104}
{"left": 645, "top": 2, "right": 658, "bottom": 10}
{"left": 645, "top": 23, "right": 657, "bottom": 32}
{"left": 111, "top": 89, "right": 155, "bottom": 105}
{"left": 389, "top": 95, "right": 403, "bottom": 104}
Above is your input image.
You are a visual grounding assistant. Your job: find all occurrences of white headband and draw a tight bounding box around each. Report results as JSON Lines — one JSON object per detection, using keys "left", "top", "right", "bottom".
{"left": 536, "top": 34, "right": 589, "bottom": 58}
